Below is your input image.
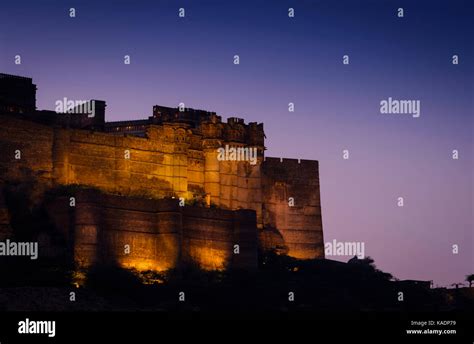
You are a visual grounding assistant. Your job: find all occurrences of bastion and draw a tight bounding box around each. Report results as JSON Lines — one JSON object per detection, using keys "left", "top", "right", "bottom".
{"left": 0, "top": 73, "right": 324, "bottom": 271}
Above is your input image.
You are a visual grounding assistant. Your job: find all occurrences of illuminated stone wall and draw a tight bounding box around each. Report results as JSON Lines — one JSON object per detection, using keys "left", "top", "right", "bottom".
{"left": 0, "top": 114, "right": 324, "bottom": 265}
{"left": 52, "top": 124, "right": 186, "bottom": 199}
{"left": 261, "top": 158, "right": 325, "bottom": 259}
{"left": 0, "top": 116, "right": 54, "bottom": 184}
{"left": 45, "top": 190, "right": 257, "bottom": 271}
{"left": 181, "top": 207, "right": 257, "bottom": 270}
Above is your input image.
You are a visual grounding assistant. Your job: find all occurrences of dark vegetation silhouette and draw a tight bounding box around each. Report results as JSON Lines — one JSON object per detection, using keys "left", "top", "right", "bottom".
{"left": 466, "top": 274, "right": 474, "bottom": 288}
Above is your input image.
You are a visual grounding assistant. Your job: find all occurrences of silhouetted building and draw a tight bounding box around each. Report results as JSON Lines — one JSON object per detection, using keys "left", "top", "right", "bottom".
{"left": 0, "top": 73, "right": 106, "bottom": 130}
{"left": 0, "top": 73, "right": 37, "bottom": 114}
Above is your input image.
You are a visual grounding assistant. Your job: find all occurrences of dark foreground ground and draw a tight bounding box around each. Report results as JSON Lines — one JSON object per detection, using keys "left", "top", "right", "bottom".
{"left": 0, "top": 253, "right": 473, "bottom": 342}
{"left": 1, "top": 252, "right": 473, "bottom": 312}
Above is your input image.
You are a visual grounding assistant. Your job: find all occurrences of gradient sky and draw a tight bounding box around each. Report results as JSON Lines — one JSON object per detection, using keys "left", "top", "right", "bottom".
{"left": 0, "top": 0, "right": 472, "bottom": 287}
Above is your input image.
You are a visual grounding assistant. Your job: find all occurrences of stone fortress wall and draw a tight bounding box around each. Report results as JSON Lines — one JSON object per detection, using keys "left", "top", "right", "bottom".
{"left": 0, "top": 73, "right": 324, "bottom": 271}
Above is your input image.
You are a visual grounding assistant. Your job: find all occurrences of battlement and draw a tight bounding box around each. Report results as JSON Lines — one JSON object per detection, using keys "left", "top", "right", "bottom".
{"left": 103, "top": 104, "right": 265, "bottom": 147}
{"left": 264, "top": 156, "right": 319, "bottom": 169}
{"left": 0, "top": 73, "right": 34, "bottom": 82}
{"left": 152, "top": 104, "right": 220, "bottom": 126}
{"left": 227, "top": 117, "right": 244, "bottom": 125}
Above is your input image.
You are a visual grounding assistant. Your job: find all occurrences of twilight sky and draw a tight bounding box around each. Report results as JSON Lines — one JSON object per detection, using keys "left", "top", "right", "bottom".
{"left": 0, "top": 0, "right": 472, "bottom": 286}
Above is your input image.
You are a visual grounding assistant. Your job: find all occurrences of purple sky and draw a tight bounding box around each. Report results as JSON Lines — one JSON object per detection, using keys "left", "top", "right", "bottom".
{"left": 0, "top": 0, "right": 472, "bottom": 286}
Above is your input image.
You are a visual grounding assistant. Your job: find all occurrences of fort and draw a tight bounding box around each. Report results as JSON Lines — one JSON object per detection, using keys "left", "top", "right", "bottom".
{"left": 0, "top": 73, "right": 324, "bottom": 272}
